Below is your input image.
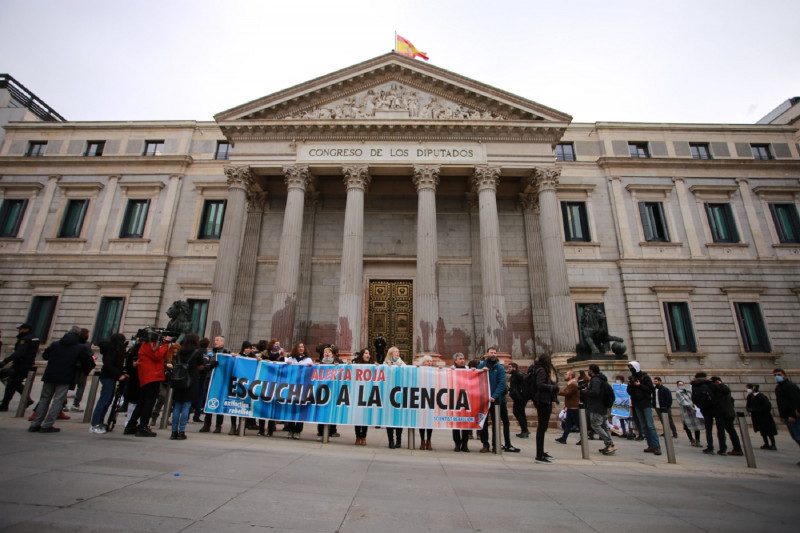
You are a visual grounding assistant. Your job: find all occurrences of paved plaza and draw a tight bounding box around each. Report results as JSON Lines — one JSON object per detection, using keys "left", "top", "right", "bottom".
{"left": 1, "top": 392, "right": 799, "bottom": 532}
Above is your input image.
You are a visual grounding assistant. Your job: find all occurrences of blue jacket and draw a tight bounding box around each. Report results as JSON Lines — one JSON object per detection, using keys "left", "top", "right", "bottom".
{"left": 478, "top": 359, "right": 507, "bottom": 404}
{"left": 654, "top": 385, "right": 673, "bottom": 412}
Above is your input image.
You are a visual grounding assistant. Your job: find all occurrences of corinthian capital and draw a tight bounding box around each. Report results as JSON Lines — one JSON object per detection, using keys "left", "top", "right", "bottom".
{"left": 246, "top": 190, "right": 268, "bottom": 212}
{"left": 412, "top": 165, "right": 440, "bottom": 192}
{"left": 224, "top": 165, "right": 255, "bottom": 190}
{"left": 472, "top": 166, "right": 501, "bottom": 192}
{"left": 518, "top": 193, "right": 539, "bottom": 213}
{"left": 282, "top": 165, "right": 310, "bottom": 191}
{"left": 531, "top": 166, "right": 561, "bottom": 193}
{"left": 342, "top": 165, "right": 371, "bottom": 191}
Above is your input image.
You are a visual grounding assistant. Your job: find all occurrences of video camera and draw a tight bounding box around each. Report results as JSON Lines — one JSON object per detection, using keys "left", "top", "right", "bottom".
{"left": 135, "top": 326, "right": 179, "bottom": 344}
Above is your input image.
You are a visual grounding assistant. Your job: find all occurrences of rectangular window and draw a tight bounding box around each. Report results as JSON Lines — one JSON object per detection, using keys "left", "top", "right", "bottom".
{"left": 561, "top": 201, "right": 591, "bottom": 242}
{"left": 26, "top": 295, "right": 58, "bottom": 344}
{"left": 751, "top": 144, "right": 772, "bottom": 160}
{"left": 638, "top": 201, "right": 670, "bottom": 242}
{"left": 215, "top": 141, "right": 232, "bottom": 160}
{"left": 143, "top": 140, "right": 164, "bottom": 156}
{"left": 0, "top": 198, "right": 28, "bottom": 237}
{"left": 26, "top": 141, "right": 47, "bottom": 157}
{"left": 555, "top": 143, "right": 575, "bottom": 162}
{"left": 734, "top": 302, "right": 771, "bottom": 353}
{"left": 628, "top": 142, "right": 650, "bottom": 158}
{"left": 188, "top": 299, "right": 209, "bottom": 335}
{"left": 769, "top": 203, "right": 800, "bottom": 243}
{"left": 84, "top": 141, "right": 105, "bottom": 157}
{"left": 119, "top": 199, "right": 150, "bottom": 238}
{"left": 93, "top": 297, "right": 125, "bottom": 344}
{"left": 198, "top": 199, "right": 227, "bottom": 239}
{"left": 58, "top": 199, "right": 89, "bottom": 238}
{"left": 663, "top": 302, "right": 697, "bottom": 352}
{"left": 690, "top": 143, "right": 711, "bottom": 160}
{"left": 705, "top": 203, "right": 739, "bottom": 243}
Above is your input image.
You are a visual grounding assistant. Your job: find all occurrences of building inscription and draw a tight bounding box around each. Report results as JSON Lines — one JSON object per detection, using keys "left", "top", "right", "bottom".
{"left": 298, "top": 143, "right": 486, "bottom": 165}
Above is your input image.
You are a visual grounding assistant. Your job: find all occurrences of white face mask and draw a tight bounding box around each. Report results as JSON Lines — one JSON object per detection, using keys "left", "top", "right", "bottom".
{"left": 745, "top": 389, "right": 753, "bottom": 396}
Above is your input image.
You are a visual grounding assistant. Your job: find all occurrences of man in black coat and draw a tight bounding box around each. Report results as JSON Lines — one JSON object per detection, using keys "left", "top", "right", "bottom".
{"left": 627, "top": 360, "right": 661, "bottom": 455}
{"left": 773, "top": 368, "right": 800, "bottom": 463}
{"left": 0, "top": 323, "right": 40, "bottom": 411}
{"left": 653, "top": 377, "right": 678, "bottom": 439}
{"left": 29, "top": 327, "right": 93, "bottom": 433}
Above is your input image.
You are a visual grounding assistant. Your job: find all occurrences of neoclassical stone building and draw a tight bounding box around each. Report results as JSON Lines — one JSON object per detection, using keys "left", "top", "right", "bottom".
{"left": 1, "top": 57, "right": 798, "bottom": 390}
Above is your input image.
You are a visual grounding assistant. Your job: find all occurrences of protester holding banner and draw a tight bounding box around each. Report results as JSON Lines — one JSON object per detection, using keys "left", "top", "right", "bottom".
{"left": 417, "top": 355, "right": 435, "bottom": 450}
{"left": 478, "top": 347, "right": 519, "bottom": 454}
{"left": 383, "top": 346, "right": 405, "bottom": 449}
{"left": 675, "top": 380, "right": 704, "bottom": 447}
{"left": 284, "top": 342, "right": 313, "bottom": 439}
{"left": 352, "top": 348, "right": 376, "bottom": 445}
{"left": 316, "top": 346, "right": 342, "bottom": 441}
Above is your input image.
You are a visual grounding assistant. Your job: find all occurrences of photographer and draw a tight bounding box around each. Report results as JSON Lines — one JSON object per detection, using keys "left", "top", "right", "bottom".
{"left": 626, "top": 361, "right": 661, "bottom": 455}
{"left": 130, "top": 329, "right": 172, "bottom": 437}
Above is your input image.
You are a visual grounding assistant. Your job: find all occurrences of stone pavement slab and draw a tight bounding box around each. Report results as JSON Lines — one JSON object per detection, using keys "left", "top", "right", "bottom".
{"left": 1, "top": 403, "right": 799, "bottom": 532}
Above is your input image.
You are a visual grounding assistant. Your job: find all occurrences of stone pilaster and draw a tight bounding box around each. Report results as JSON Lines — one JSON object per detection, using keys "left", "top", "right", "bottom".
{"left": 228, "top": 189, "right": 268, "bottom": 347}
{"left": 472, "top": 166, "right": 509, "bottom": 355}
{"left": 336, "top": 166, "right": 371, "bottom": 357}
{"left": 520, "top": 192, "right": 551, "bottom": 357}
{"left": 270, "top": 165, "right": 310, "bottom": 345}
{"left": 88, "top": 175, "right": 119, "bottom": 252}
{"left": 532, "top": 166, "right": 576, "bottom": 354}
{"left": 24, "top": 174, "right": 60, "bottom": 252}
{"left": 207, "top": 166, "right": 255, "bottom": 339}
{"left": 153, "top": 174, "right": 183, "bottom": 253}
{"left": 413, "top": 165, "right": 441, "bottom": 358}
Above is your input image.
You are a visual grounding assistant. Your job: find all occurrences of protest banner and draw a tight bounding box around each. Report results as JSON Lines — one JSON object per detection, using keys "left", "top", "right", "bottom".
{"left": 205, "top": 355, "right": 491, "bottom": 429}
{"left": 612, "top": 383, "right": 631, "bottom": 418}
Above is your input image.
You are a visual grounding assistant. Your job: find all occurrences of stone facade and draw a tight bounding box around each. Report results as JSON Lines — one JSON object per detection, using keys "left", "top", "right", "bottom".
{"left": 1, "top": 55, "right": 798, "bottom": 402}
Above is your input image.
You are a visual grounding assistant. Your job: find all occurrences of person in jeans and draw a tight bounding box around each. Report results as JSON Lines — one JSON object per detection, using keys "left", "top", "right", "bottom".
{"left": 168, "top": 334, "right": 203, "bottom": 440}
{"left": 555, "top": 370, "right": 579, "bottom": 444}
{"left": 626, "top": 361, "right": 661, "bottom": 456}
{"left": 773, "top": 368, "right": 800, "bottom": 465}
{"left": 89, "top": 333, "right": 128, "bottom": 433}
{"left": 582, "top": 364, "right": 616, "bottom": 455}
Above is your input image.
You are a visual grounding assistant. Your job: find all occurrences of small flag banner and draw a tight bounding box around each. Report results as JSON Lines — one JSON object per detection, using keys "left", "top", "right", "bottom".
{"left": 205, "top": 355, "right": 490, "bottom": 429}
{"left": 396, "top": 34, "right": 429, "bottom": 61}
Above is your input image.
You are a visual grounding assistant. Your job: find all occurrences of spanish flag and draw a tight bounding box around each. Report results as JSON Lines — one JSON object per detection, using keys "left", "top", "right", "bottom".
{"left": 396, "top": 34, "right": 429, "bottom": 61}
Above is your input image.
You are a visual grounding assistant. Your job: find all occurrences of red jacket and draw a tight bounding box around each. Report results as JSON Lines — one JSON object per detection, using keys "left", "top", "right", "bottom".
{"left": 137, "top": 342, "right": 169, "bottom": 387}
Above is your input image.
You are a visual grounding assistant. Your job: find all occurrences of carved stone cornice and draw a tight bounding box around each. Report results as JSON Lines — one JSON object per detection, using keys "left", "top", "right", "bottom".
{"left": 342, "top": 165, "right": 371, "bottom": 191}
{"left": 224, "top": 165, "right": 255, "bottom": 190}
{"left": 283, "top": 165, "right": 311, "bottom": 191}
{"left": 531, "top": 166, "right": 561, "bottom": 193}
{"left": 472, "top": 166, "right": 501, "bottom": 192}
{"left": 413, "top": 165, "right": 440, "bottom": 192}
{"left": 519, "top": 193, "right": 539, "bottom": 213}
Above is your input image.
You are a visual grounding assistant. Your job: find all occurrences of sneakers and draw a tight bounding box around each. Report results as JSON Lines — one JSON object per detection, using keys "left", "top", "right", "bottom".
{"left": 516, "top": 432, "right": 530, "bottom": 438}
{"left": 123, "top": 426, "right": 137, "bottom": 435}
{"left": 135, "top": 426, "right": 157, "bottom": 437}
{"left": 702, "top": 448, "right": 715, "bottom": 454}
{"left": 600, "top": 445, "right": 617, "bottom": 455}
{"left": 535, "top": 456, "right": 553, "bottom": 464}
{"left": 40, "top": 427, "right": 60, "bottom": 433}
{"left": 57, "top": 412, "right": 71, "bottom": 420}
{"left": 502, "top": 445, "right": 520, "bottom": 453}
{"left": 28, "top": 425, "right": 41, "bottom": 432}
{"left": 69, "top": 405, "right": 83, "bottom": 412}
{"left": 727, "top": 449, "right": 743, "bottom": 456}
{"left": 717, "top": 450, "right": 728, "bottom": 456}
{"left": 178, "top": 432, "right": 187, "bottom": 440}
{"left": 554, "top": 438, "right": 567, "bottom": 444}
{"left": 89, "top": 425, "right": 107, "bottom": 434}
{"left": 330, "top": 432, "right": 341, "bottom": 438}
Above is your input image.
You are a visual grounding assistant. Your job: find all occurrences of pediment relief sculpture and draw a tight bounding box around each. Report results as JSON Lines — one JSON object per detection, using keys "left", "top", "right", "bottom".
{"left": 283, "top": 83, "right": 506, "bottom": 121}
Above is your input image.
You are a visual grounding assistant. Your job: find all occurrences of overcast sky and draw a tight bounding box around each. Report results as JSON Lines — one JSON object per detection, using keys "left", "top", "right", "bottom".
{"left": 1, "top": 0, "right": 798, "bottom": 125}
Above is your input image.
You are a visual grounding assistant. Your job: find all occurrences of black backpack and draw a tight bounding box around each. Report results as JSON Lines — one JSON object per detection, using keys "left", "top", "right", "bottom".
{"left": 170, "top": 350, "right": 196, "bottom": 390}
{"left": 523, "top": 367, "right": 538, "bottom": 400}
{"left": 692, "top": 382, "right": 717, "bottom": 411}
{"left": 602, "top": 380, "right": 616, "bottom": 409}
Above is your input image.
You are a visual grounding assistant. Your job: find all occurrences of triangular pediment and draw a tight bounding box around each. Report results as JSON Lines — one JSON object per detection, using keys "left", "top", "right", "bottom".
{"left": 215, "top": 53, "right": 571, "bottom": 124}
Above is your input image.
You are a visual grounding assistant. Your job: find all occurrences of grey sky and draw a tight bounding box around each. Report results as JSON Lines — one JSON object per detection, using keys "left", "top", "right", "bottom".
{"left": 1, "top": 0, "right": 798, "bottom": 125}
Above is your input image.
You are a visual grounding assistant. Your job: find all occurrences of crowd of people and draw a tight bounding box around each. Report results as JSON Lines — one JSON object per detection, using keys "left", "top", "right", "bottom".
{"left": 2, "top": 322, "right": 799, "bottom": 467}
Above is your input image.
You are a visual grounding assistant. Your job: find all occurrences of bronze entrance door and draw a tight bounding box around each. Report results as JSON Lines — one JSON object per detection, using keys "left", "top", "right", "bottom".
{"left": 368, "top": 280, "right": 413, "bottom": 363}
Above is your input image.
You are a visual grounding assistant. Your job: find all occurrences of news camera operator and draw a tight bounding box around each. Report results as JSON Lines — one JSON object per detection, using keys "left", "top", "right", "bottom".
{"left": 125, "top": 328, "right": 174, "bottom": 437}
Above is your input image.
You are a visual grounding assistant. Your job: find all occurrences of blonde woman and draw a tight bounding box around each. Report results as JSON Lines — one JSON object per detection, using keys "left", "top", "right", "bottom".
{"left": 383, "top": 346, "right": 405, "bottom": 448}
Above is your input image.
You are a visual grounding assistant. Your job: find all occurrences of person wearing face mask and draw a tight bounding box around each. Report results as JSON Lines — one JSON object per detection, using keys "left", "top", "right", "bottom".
{"left": 316, "top": 346, "right": 342, "bottom": 441}
{"left": 675, "top": 380, "right": 704, "bottom": 447}
{"left": 745, "top": 383, "right": 777, "bottom": 450}
{"left": 773, "top": 368, "right": 800, "bottom": 462}
{"left": 626, "top": 361, "right": 661, "bottom": 456}
{"left": 383, "top": 346, "right": 405, "bottom": 449}
{"left": 478, "top": 347, "right": 520, "bottom": 454}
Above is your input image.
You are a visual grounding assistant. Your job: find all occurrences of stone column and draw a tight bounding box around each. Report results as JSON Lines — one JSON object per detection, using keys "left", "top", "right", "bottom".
{"left": 336, "top": 166, "right": 371, "bottom": 357}
{"left": 228, "top": 189, "right": 267, "bottom": 346}
{"left": 207, "top": 166, "right": 255, "bottom": 339}
{"left": 88, "top": 175, "right": 119, "bottom": 252}
{"left": 413, "top": 165, "right": 441, "bottom": 359}
{"left": 472, "top": 166, "right": 509, "bottom": 356}
{"left": 673, "top": 177, "right": 703, "bottom": 258}
{"left": 738, "top": 178, "right": 772, "bottom": 259}
{"left": 532, "top": 167, "right": 577, "bottom": 354}
{"left": 520, "top": 192, "right": 550, "bottom": 357}
{"left": 270, "top": 165, "right": 310, "bottom": 345}
{"left": 153, "top": 174, "right": 183, "bottom": 253}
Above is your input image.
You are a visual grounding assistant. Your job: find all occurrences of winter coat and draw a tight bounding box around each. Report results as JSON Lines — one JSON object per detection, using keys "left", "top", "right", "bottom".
{"left": 98, "top": 338, "right": 126, "bottom": 381}
{"left": 170, "top": 347, "right": 203, "bottom": 403}
{"left": 2, "top": 330, "right": 40, "bottom": 373}
{"left": 654, "top": 385, "right": 673, "bottom": 412}
{"left": 136, "top": 342, "right": 169, "bottom": 387}
{"left": 509, "top": 369, "right": 526, "bottom": 401}
{"left": 558, "top": 379, "right": 580, "bottom": 410}
{"left": 478, "top": 359, "right": 507, "bottom": 404}
{"left": 675, "top": 388, "right": 705, "bottom": 431}
{"left": 775, "top": 379, "right": 800, "bottom": 420}
{"left": 627, "top": 368, "right": 655, "bottom": 408}
{"left": 40, "top": 332, "right": 93, "bottom": 385}
{"left": 746, "top": 393, "right": 777, "bottom": 436}
{"left": 714, "top": 383, "right": 736, "bottom": 419}
{"left": 582, "top": 372, "right": 609, "bottom": 415}
{"left": 690, "top": 377, "right": 720, "bottom": 418}
{"left": 531, "top": 363, "right": 559, "bottom": 405}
